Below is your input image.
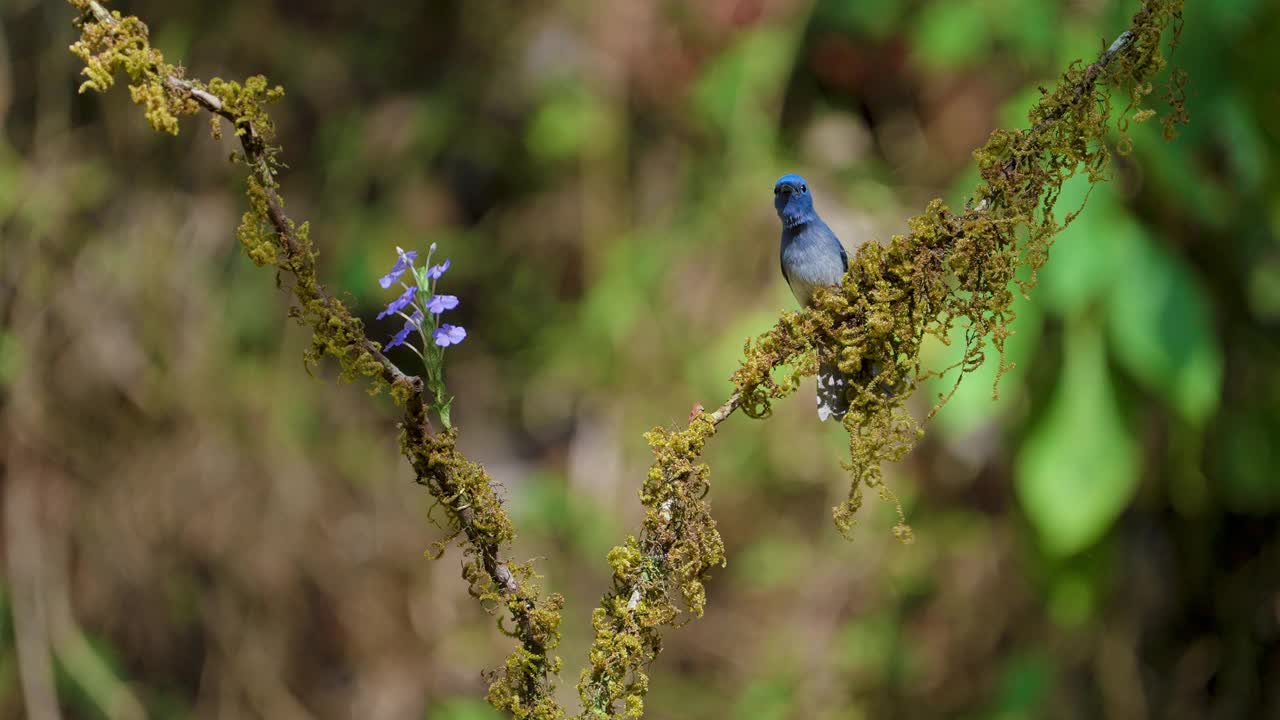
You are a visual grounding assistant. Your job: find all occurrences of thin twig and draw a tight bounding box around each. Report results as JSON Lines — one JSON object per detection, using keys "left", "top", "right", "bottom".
{"left": 708, "top": 392, "right": 740, "bottom": 426}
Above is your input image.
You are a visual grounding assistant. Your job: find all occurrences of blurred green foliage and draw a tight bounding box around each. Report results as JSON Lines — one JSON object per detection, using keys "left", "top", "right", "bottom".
{"left": 1016, "top": 319, "right": 1141, "bottom": 556}
{"left": 1, "top": 0, "right": 1278, "bottom": 718}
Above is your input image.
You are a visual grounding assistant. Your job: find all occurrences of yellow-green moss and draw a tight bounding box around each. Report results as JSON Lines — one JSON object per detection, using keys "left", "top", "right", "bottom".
{"left": 72, "top": 1, "right": 1185, "bottom": 718}
{"left": 575, "top": 1, "right": 1184, "bottom": 716}
{"left": 208, "top": 75, "right": 285, "bottom": 141}
{"left": 69, "top": 2, "right": 196, "bottom": 133}
{"left": 727, "top": 0, "right": 1186, "bottom": 540}
{"left": 73, "top": 1, "right": 566, "bottom": 715}
{"left": 577, "top": 416, "right": 726, "bottom": 718}
{"left": 71, "top": 2, "right": 563, "bottom": 714}
{"left": 399, "top": 414, "right": 565, "bottom": 719}
{"left": 71, "top": 2, "right": 385, "bottom": 393}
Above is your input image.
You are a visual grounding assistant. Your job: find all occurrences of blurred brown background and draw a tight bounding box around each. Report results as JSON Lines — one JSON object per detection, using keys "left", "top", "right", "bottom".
{"left": 1, "top": 0, "right": 1278, "bottom": 718}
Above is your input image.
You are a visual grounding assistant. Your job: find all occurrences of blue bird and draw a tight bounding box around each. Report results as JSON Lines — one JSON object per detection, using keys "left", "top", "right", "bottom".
{"left": 775, "top": 173, "right": 851, "bottom": 421}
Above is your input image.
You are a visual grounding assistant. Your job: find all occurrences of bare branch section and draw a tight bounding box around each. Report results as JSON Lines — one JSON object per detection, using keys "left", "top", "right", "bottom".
{"left": 68, "top": 1, "right": 565, "bottom": 716}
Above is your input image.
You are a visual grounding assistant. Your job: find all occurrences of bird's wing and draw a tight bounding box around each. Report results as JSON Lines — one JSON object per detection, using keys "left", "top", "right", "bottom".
{"left": 812, "top": 220, "right": 848, "bottom": 278}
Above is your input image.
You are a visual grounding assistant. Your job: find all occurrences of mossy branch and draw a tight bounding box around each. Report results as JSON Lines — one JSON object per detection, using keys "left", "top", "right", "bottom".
{"left": 67, "top": 0, "right": 1186, "bottom": 718}
{"left": 68, "top": 1, "right": 566, "bottom": 716}
{"left": 574, "top": 1, "right": 1184, "bottom": 716}
{"left": 728, "top": 0, "right": 1184, "bottom": 538}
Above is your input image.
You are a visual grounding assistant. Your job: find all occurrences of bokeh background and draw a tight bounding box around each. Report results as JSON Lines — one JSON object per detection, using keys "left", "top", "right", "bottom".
{"left": 2, "top": 0, "right": 1278, "bottom": 718}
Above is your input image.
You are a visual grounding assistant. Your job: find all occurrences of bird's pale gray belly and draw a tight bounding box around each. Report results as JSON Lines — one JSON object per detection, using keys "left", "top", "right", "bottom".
{"left": 782, "top": 241, "right": 845, "bottom": 307}
{"left": 787, "top": 274, "right": 825, "bottom": 307}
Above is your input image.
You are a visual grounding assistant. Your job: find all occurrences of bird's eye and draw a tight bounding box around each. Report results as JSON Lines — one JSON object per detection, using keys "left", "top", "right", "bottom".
{"left": 800, "top": 184, "right": 807, "bottom": 192}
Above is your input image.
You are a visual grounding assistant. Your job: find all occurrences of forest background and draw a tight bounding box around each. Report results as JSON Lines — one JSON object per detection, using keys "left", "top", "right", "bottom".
{"left": 0, "top": 0, "right": 1276, "bottom": 718}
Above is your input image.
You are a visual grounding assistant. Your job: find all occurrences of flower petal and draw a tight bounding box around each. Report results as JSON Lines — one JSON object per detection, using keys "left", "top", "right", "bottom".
{"left": 385, "top": 326, "right": 409, "bottom": 350}
{"left": 427, "top": 258, "right": 451, "bottom": 280}
{"left": 426, "top": 294, "right": 459, "bottom": 314}
{"left": 377, "top": 285, "right": 418, "bottom": 320}
{"left": 385, "top": 311, "right": 423, "bottom": 350}
{"left": 378, "top": 249, "right": 418, "bottom": 289}
{"left": 433, "top": 323, "right": 467, "bottom": 347}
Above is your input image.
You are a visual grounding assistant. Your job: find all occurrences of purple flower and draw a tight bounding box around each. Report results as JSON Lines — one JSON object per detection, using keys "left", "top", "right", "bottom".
{"left": 426, "top": 259, "right": 451, "bottom": 280}
{"left": 433, "top": 324, "right": 467, "bottom": 347}
{"left": 377, "top": 285, "right": 418, "bottom": 320}
{"left": 385, "top": 310, "right": 423, "bottom": 350}
{"left": 426, "top": 294, "right": 459, "bottom": 314}
{"left": 378, "top": 247, "right": 418, "bottom": 289}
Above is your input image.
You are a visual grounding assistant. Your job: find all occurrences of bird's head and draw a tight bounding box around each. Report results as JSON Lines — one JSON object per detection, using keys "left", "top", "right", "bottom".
{"left": 774, "top": 173, "right": 816, "bottom": 228}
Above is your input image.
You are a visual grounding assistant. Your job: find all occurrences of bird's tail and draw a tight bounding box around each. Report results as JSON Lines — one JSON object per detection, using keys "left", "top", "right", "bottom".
{"left": 816, "top": 359, "right": 851, "bottom": 422}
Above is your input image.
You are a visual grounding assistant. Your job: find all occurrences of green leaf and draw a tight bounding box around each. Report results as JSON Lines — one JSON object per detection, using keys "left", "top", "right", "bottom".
{"left": 687, "top": 307, "right": 781, "bottom": 403}
{"left": 1200, "top": 0, "right": 1266, "bottom": 33}
{"left": 1047, "top": 569, "right": 1096, "bottom": 627}
{"left": 512, "top": 472, "right": 619, "bottom": 560}
{"left": 1216, "top": 94, "right": 1268, "bottom": 195}
{"left": 1033, "top": 175, "right": 1137, "bottom": 315}
{"left": 0, "top": 331, "right": 22, "bottom": 387}
{"left": 991, "top": 652, "right": 1053, "bottom": 717}
{"left": 1105, "top": 231, "right": 1223, "bottom": 426}
{"left": 994, "top": 0, "right": 1057, "bottom": 61}
{"left": 733, "top": 678, "right": 791, "bottom": 720}
{"left": 53, "top": 633, "right": 140, "bottom": 720}
{"left": 1218, "top": 409, "right": 1280, "bottom": 512}
{"left": 692, "top": 29, "right": 794, "bottom": 134}
{"left": 813, "top": 0, "right": 904, "bottom": 38}
{"left": 526, "top": 85, "right": 610, "bottom": 161}
{"left": 1015, "top": 321, "right": 1140, "bottom": 556}
{"left": 432, "top": 697, "right": 503, "bottom": 720}
{"left": 834, "top": 611, "right": 900, "bottom": 678}
{"left": 911, "top": 0, "right": 989, "bottom": 70}
{"left": 732, "top": 537, "right": 809, "bottom": 590}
